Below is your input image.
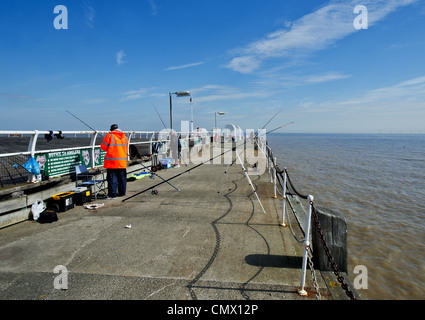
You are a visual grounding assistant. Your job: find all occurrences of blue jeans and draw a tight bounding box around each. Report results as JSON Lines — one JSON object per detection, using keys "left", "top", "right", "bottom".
{"left": 107, "top": 169, "right": 127, "bottom": 197}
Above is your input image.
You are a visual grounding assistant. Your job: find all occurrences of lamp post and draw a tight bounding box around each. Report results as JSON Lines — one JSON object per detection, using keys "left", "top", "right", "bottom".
{"left": 215, "top": 111, "right": 225, "bottom": 129}
{"left": 169, "top": 90, "right": 191, "bottom": 131}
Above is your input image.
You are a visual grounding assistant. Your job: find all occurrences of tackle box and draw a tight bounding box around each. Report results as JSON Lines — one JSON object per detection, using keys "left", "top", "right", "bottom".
{"left": 71, "top": 187, "right": 92, "bottom": 205}
{"left": 49, "top": 192, "right": 75, "bottom": 212}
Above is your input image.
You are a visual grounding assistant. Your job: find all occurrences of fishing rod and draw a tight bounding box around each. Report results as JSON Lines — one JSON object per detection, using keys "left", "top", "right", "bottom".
{"left": 66, "top": 110, "right": 103, "bottom": 136}
{"left": 134, "top": 160, "right": 180, "bottom": 192}
{"left": 123, "top": 161, "right": 203, "bottom": 202}
{"left": 260, "top": 108, "right": 283, "bottom": 131}
{"left": 151, "top": 103, "right": 168, "bottom": 130}
{"left": 254, "top": 108, "right": 285, "bottom": 139}
{"left": 151, "top": 103, "right": 188, "bottom": 168}
{"left": 267, "top": 122, "right": 294, "bottom": 134}
{"left": 123, "top": 121, "right": 295, "bottom": 202}
{"left": 257, "top": 122, "right": 294, "bottom": 138}
{"left": 122, "top": 140, "right": 245, "bottom": 202}
{"left": 66, "top": 110, "right": 177, "bottom": 188}
{"left": 124, "top": 140, "right": 267, "bottom": 213}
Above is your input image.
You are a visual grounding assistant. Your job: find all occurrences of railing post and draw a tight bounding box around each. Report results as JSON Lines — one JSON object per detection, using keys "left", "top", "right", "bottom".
{"left": 27, "top": 130, "right": 39, "bottom": 158}
{"left": 273, "top": 157, "right": 277, "bottom": 198}
{"left": 270, "top": 163, "right": 273, "bottom": 183}
{"left": 128, "top": 131, "right": 134, "bottom": 162}
{"left": 281, "top": 168, "right": 287, "bottom": 226}
{"left": 298, "top": 195, "right": 314, "bottom": 296}
{"left": 27, "top": 130, "right": 40, "bottom": 182}
{"left": 267, "top": 147, "right": 271, "bottom": 173}
{"left": 90, "top": 132, "right": 98, "bottom": 169}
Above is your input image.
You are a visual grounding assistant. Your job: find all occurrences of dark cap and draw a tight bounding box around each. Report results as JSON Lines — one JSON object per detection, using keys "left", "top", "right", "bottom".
{"left": 110, "top": 124, "right": 118, "bottom": 131}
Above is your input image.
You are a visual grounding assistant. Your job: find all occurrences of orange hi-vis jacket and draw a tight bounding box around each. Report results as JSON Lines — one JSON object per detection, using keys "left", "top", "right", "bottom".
{"left": 100, "top": 130, "right": 129, "bottom": 169}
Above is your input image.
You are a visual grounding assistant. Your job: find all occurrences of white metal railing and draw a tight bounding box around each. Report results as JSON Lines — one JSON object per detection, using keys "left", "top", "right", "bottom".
{"left": 264, "top": 141, "right": 317, "bottom": 297}
{"left": 0, "top": 130, "right": 209, "bottom": 186}
{"left": 281, "top": 168, "right": 287, "bottom": 226}
{"left": 298, "top": 195, "right": 314, "bottom": 296}
{"left": 0, "top": 130, "right": 169, "bottom": 157}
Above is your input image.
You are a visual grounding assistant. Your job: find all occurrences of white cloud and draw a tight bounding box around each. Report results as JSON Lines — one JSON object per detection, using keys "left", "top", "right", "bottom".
{"left": 226, "top": 56, "right": 260, "bottom": 74}
{"left": 304, "top": 72, "right": 351, "bottom": 84}
{"left": 121, "top": 88, "right": 149, "bottom": 101}
{"left": 0, "top": 93, "right": 31, "bottom": 100}
{"left": 82, "top": 98, "right": 107, "bottom": 105}
{"left": 190, "top": 84, "right": 271, "bottom": 103}
{"left": 165, "top": 61, "right": 205, "bottom": 71}
{"left": 116, "top": 50, "right": 127, "bottom": 66}
{"left": 83, "top": 1, "right": 95, "bottom": 28}
{"left": 348, "top": 75, "right": 425, "bottom": 106}
{"left": 147, "top": 0, "right": 158, "bottom": 16}
{"left": 304, "top": 75, "right": 425, "bottom": 114}
{"left": 227, "top": 0, "right": 418, "bottom": 73}
{"left": 257, "top": 71, "right": 351, "bottom": 88}
{"left": 120, "top": 87, "right": 160, "bottom": 101}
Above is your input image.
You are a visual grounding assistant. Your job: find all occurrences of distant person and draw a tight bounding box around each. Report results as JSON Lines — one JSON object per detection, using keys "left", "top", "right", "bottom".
{"left": 100, "top": 124, "right": 129, "bottom": 199}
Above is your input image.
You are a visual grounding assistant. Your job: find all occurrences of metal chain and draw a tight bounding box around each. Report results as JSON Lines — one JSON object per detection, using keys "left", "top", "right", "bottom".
{"left": 311, "top": 205, "right": 357, "bottom": 300}
{"left": 283, "top": 168, "right": 308, "bottom": 200}
{"left": 307, "top": 246, "right": 321, "bottom": 300}
{"left": 278, "top": 167, "right": 356, "bottom": 300}
{"left": 272, "top": 163, "right": 357, "bottom": 300}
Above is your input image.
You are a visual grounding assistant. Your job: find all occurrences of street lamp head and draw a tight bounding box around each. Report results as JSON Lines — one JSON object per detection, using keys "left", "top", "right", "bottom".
{"left": 175, "top": 90, "right": 191, "bottom": 96}
{"left": 217, "top": 112, "right": 225, "bottom": 115}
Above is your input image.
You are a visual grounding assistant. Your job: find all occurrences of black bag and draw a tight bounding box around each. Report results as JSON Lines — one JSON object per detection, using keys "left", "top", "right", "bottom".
{"left": 37, "top": 206, "right": 58, "bottom": 224}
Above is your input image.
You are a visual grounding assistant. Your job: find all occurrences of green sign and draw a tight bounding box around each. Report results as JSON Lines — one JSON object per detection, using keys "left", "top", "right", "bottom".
{"left": 35, "top": 147, "right": 106, "bottom": 177}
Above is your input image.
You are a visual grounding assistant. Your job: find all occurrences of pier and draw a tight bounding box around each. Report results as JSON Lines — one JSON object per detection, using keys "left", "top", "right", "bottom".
{"left": 0, "top": 140, "right": 358, "bottom": 300}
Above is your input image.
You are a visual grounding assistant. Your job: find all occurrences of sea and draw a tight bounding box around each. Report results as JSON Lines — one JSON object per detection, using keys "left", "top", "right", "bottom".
{"left": 267, "top": 133, "right": 425, "bottom": 300}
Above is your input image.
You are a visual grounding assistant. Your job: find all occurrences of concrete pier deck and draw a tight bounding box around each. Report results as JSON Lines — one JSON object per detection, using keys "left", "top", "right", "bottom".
{"left": 0, "top": 152, "right": 334, "bottom": 300}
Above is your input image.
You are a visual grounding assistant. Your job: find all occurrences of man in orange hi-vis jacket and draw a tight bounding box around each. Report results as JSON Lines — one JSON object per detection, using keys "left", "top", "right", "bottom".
{"left": 100, "top": 124, "right": 129, "bottom": 199}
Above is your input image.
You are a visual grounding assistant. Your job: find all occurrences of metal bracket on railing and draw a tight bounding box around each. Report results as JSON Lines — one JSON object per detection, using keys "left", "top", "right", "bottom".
{"left": 298, "top": 194, "right": 314, "bottom": 296}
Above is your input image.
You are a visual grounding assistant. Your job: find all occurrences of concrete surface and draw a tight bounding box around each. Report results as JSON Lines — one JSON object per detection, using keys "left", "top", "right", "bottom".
{"left": 0, "top": 154, "right": 332, "bottom": 300}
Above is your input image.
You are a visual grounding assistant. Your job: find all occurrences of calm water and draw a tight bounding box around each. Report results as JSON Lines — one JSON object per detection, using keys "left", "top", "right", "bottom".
{"left": 267, "top": 133, "right": 425, "bottom": 300}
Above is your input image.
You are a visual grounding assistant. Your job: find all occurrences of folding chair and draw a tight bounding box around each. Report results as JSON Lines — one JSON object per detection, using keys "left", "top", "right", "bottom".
{"left": 75, "top": 165, "right": 106, "bottom": 200}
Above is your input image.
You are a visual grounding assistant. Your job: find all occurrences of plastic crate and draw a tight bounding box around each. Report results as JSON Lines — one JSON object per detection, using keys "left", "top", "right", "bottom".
{"left": 160, "top": 158, "right": 172, "bottom": 169}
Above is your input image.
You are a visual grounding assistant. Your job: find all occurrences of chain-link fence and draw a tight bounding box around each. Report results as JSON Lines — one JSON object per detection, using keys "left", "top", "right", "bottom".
{"left": 0, "top": 154, "right": 31, "bottom": 189}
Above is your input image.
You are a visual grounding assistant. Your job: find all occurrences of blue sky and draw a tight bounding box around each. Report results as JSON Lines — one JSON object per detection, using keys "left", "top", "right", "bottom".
{"left": 1, "top": 0, "right": 425, "bottom": 133}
